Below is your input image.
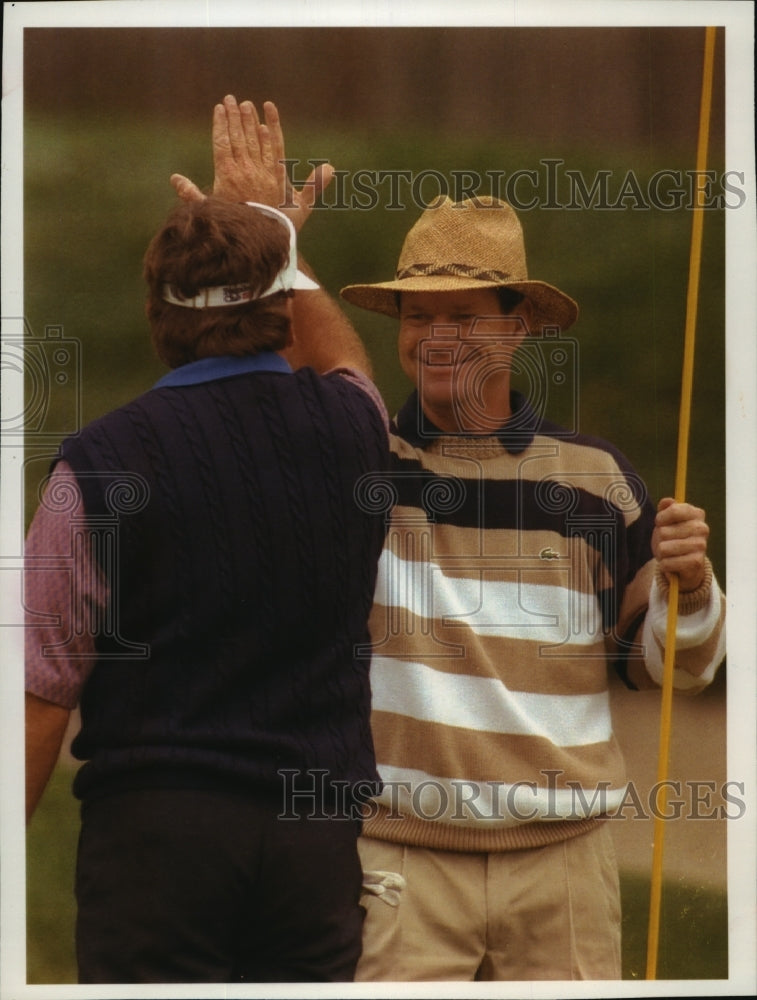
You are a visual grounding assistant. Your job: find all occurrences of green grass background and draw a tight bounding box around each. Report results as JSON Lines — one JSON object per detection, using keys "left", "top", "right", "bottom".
{"left": 23, "top": 111, "right": 727, "bottom": 983}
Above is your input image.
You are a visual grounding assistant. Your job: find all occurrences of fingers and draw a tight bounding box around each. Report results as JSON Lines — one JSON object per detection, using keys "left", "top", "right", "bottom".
{"left": 239, "top": 98, "right": 266, "bottom": 166}
{"left": 654, "top": 538, "right": 707, "bottom": 591}
{"left": 262, "top": 100, "right": 284, "bottom": 168}
{"left": 302, "top": 162, "right": 335, "bottom": 206}
{"left": 653, "top": 499, "right": 709, "bottom": 549}
{"left": 652, "top": 497, "right": 709, "bottom": 591}
{"left": 655, "top": 498, "right": 708, "bottom": 531}
{"left": 654, "top": 531, "right": 708, "bottom": 562}
{"left": 655, "top": 552, "right": 706, "bottom": 589}
{"left": 170, "top": 173, "right": 205, "bottom": 202}
{"left": 261, "top": 100, "right": 334, "bottom": 210}
{"left": 212, "top": 101, "right": 231, "bottom": 159}
{"left": 216, "top": 95, "right": 265, "bottom": 164}
{"left": 207, "top": 95, "right": 320, "bottom": 214}
{"left": 223, "top": 94, "right": 247, "bottom": 161}
{"left": 260, "top": 101, "right": 288, "bottom": 204}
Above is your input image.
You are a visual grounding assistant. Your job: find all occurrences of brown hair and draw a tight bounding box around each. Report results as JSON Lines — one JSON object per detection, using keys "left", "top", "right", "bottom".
{"left": 143, "top": 197, "right": 293, "bottom": 368}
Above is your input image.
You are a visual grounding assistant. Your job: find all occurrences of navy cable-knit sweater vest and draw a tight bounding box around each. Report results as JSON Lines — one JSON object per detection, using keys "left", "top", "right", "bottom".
{"left": 59, "top": 361, "right": 390, "bottom": 806}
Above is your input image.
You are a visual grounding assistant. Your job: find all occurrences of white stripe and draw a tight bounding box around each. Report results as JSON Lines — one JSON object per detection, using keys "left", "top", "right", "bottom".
{"left": 375, "top": 547, "right": 603, "bottom": 646}
{"left": 371, "top": 656, "right": 612, "bottom": 746}
{"left": 647, "top": 573, "right": 725, "bottom": 650}
{"left": 643, "top": 576, "right": 726, "bottom": 690}
{"left": 373, "top": 763, "right": 627, "bottom": 827}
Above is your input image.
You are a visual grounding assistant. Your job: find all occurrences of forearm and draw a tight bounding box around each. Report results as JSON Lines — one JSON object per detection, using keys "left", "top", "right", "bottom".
{"left": 285, "top": 255, "right": 374, "bottom": 377}
{"left": 25, "top": 692, "right": 71, "bottom": 822}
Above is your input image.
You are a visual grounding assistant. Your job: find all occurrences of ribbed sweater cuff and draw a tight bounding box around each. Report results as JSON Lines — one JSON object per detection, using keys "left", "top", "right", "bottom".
{"left": 654, "top": 556, "right": 714, "bottom": 614}
{"left": 361, "top": 805, "right": 605, "bottom": 853}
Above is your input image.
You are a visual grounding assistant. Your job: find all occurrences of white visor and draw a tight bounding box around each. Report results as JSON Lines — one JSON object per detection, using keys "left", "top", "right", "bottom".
{"left": 163, "top": 201, "right": 319, "bottom": 308}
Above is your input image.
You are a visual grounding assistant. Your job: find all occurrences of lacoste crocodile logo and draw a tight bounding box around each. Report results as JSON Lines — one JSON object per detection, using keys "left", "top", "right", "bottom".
{"left": 539, "top": 546, "right": 561, "bottom": 560}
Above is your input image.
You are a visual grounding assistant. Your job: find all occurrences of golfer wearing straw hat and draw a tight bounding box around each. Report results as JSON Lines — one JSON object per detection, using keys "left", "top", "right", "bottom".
{"left": 141, "top": 96, "right": 723, "bottom": 982}
{"left": 340, "top": 195, "right": 726, "bottom": 981}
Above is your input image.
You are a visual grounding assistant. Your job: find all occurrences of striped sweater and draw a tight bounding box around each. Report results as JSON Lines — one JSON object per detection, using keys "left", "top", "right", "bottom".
{"left": 361, "top": 391, "right": 726, "bottom": 852}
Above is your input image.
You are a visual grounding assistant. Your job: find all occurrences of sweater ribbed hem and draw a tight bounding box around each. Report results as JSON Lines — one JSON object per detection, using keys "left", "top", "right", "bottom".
{"left": 361, "top": 805, "right": 606, "bottom": 852}
{"left": 654, "top": 557, "right": 713, "bottom": 614}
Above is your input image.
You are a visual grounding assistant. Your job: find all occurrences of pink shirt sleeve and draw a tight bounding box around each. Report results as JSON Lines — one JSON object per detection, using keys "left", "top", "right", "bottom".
{"left": 330, "top": 367, "right": 390, "bottom": 435}
{"left": 24, "top": 461, "right": 107, "bottom": 709}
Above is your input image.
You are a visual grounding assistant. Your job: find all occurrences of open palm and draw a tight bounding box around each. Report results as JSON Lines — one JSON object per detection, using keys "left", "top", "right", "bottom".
{"left": 171, "top": 95, "right": 332, "bottom": 232}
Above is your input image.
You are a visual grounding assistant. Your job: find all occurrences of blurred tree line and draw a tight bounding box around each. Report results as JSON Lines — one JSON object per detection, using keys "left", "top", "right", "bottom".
{"left": 25, "top": 26, "right": 723, "bottom": 151}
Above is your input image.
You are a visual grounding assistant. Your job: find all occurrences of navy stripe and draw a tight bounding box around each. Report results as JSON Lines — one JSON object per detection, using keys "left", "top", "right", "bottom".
{"left": 388, "top": 453, "right": 630, "bottom": 538}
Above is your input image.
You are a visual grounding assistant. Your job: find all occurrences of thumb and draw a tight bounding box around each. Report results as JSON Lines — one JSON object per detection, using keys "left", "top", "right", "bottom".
{"left": 299, "top": 162, "right": 335, "bottom": 210}
{"left": 170, "top": 173, "right": 206, "bottom": 203}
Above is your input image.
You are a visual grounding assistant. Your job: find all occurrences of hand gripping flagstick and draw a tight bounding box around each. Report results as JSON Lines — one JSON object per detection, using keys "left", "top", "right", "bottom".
{"left": 645, "top": 24, "right": 718, "bottom": 981}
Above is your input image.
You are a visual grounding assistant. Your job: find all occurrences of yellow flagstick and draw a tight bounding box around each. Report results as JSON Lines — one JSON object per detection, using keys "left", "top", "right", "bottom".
{"left": 645, "top": 24, "right": 718, "bottom": 980}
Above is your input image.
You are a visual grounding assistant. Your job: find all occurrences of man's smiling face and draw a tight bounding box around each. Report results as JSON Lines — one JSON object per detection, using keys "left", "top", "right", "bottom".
{"left": 397, "top": 288, "right": 531, "bottom": 433}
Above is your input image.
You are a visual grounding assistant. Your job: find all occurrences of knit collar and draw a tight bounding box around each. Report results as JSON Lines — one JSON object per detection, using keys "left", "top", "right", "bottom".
{"left": 153, "top": 352, "right": 292, "bottom": 389}
{"left": 393, "top": 389, "right": 541, "bottom": 455}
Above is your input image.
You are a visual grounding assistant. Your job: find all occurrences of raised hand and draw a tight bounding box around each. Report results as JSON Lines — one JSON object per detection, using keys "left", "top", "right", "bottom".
{"left": 170, "top": 95, "right": 333, "bottom": 231}
{"left": 652, "top": 497, "right": 710, "bottom": 592}
{"left": 210, "top": 96, "right": 279, "bottom": 205}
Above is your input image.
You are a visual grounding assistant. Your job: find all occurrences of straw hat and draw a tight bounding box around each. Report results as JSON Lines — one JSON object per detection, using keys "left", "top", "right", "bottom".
{"left": 340, "top": 196, "right": 578, "bottom": 332}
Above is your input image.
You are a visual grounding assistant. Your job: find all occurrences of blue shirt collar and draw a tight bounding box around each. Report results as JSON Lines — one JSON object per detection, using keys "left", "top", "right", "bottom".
{"left": 153, "top": 352, "right": 292, "bottom": 389}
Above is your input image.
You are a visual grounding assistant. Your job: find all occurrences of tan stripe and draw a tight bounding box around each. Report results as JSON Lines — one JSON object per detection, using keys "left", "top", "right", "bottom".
{"left": 610, "top": 559, "right": 656, "bottom": 652}
{"left": 371, "top": 711, "right": 627, "bottom": 789}
{"left": 383, "top": 519, "right": 613, "bottom": 594}
{"left": 362, "top": 807, "right": 606, "bottom": 853}
{"left": 369, "top": 606, "right": 611, "bottom": 695}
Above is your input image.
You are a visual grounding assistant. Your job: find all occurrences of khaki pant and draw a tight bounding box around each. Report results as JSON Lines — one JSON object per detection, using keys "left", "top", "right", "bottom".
{"left": 356, "top": 823, "right": 621, "bottom": 981}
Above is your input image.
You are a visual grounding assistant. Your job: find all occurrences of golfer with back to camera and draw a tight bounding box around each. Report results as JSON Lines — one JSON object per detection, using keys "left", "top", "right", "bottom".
{"left": 24, "top": 99, "right": 390, "bottom": 983}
